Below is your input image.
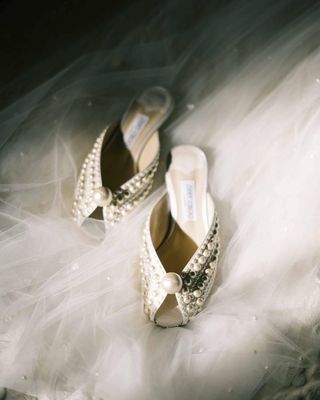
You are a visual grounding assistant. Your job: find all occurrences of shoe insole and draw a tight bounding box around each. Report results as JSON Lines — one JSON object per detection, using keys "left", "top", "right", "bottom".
{"left": 102, "top": 85, "right": 173, "bottom": 190}
{"left": 90, "top": 123, "right": 135, "bottom": 220}
{"left": 121, "top": 87, "right": 173, "bottom": 166}
{"left": 166, "top": 146, "right": 211, "bottom": 245}
{"left": 101, "top": 123, "right": 136, "bottom": 191}
{"left": 155, "top": 146, "right": 213, "bottom": 327}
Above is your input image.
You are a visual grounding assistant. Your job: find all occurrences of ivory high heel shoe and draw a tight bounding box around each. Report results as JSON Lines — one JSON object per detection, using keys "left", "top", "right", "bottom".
{"left": 140, "top": 145, "right": 220, "bottom": 327}
{"left": 72, "top": 87, "right": 173, "bottom": 228}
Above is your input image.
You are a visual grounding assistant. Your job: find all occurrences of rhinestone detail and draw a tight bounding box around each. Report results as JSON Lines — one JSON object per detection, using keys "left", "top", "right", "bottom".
{"left": 72, "top": 127, "right": 159, "bottom": 228}
{"left": 140, "top": 202, "right": 220, "bottom": 325}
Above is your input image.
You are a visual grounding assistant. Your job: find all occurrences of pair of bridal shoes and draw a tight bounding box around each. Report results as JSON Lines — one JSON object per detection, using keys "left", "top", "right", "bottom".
{"left": 73, "top": 87, "right": 220, "bottom": 327}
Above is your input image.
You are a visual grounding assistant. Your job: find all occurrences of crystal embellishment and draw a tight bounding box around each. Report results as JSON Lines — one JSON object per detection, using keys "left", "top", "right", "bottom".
{"left": 72, "top": 127, "right": 159, "bottom": 228}
{"left": 140, "top": 203, "right": 220, "bottom": 325}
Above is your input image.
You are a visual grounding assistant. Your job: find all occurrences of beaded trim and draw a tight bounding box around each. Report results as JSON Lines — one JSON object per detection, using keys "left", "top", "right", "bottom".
{"left": 140, "top": 199, "right": 220, "bottom": 325}
{"left": 72, "top": 127, "right": 159, "bottom": 228}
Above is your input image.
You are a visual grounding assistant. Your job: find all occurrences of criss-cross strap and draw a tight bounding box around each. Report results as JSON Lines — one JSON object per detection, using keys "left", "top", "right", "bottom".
{"left": 141, "top": 200, "right": 220, "bottom": 326}
{"left": 72, "top": 126, "right": 159, "bottom": 228}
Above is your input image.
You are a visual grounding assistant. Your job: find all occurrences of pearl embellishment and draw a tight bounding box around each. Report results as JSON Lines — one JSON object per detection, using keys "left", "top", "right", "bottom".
{"left": 161, "top": 273, "right": 183, "bottom": 294}
{"left": 73, "top": 129, "right": 159, "bottom": 227}
{"left": 140, "top": 208, "right": 220, "bottom": 325}
{"left": 92, "top": 187, "right": 112, "bottom": 206}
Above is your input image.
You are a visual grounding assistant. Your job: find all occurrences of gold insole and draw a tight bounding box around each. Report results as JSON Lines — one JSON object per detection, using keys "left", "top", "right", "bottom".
{"left": 90, "top": 124, "right": 135, "bottom": 220}
{"left": 100, "top": 124, "right": 136, "bottom": 190}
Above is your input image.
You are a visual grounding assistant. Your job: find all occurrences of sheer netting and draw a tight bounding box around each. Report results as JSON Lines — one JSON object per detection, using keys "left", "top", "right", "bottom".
{"left": 1, "top": 1, "right": 320, "bottom": 399}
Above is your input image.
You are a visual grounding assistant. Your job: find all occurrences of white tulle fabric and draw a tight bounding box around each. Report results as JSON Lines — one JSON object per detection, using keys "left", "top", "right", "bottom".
{"left": 1, "top": 1, "right": 320, "bottom": 399}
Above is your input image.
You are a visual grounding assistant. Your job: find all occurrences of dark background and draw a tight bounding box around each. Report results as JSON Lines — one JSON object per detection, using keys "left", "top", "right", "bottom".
{"left": 0, "top": 0, "right": 135, "bottom": 108}
{"left": 1, "top": 0, "right": 319, "bottom": 110}
{"left": 0, "top": 0, "right": 133, "bottom": 82}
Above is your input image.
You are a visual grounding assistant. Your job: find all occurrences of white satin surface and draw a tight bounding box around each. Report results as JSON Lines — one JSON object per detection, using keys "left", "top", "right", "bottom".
{"left": 1, "top": 1, "right": 320, "bottom": 399}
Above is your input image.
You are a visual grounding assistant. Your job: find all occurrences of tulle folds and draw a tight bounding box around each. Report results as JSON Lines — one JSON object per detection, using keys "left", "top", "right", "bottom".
{"left": 1, "top": 1, "right": 320, "bottom": 399}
